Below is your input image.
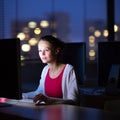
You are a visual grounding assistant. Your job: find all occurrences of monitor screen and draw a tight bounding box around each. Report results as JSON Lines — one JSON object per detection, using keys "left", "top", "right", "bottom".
{"left": 98, "top": 41, "right": 120, "bottom": 88}
{"left": 0, "top": 38, "right": 22, "bottom": 100}
{"left": 62, "top": 42, "right": 86, "bottom": 86}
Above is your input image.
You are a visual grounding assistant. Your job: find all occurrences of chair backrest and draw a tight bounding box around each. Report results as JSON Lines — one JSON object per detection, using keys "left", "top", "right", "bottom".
{"left": 61, "top": 42, "right": 86, "bottom": 86}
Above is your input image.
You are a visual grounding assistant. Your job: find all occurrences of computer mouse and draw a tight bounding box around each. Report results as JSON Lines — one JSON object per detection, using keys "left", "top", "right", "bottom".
{"left": 35, "top": 100, "right": 46, "bottom": 105}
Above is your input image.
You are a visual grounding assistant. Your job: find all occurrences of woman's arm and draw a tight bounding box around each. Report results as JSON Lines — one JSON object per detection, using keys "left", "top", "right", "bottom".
{"left": 33, "top": 90, "right": 80, "bottom": 106}
{"left": 22, "top": 65, "right": 49, "bottom": 99}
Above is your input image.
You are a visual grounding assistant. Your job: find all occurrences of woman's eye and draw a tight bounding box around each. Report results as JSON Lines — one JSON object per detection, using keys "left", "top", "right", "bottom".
{"left": 39, "top": 50, "right": 42, "bottom": 52}
{"left": 45, "top": 48, "right": 51, "bottom": 52}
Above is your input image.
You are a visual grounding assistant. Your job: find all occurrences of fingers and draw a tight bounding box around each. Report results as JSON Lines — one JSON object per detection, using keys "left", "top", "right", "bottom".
{"left": 33, "top": 93, "right": 42, "bottom": 103}
{"left": 33, "top": 93, "right": 47, "bottom": 103}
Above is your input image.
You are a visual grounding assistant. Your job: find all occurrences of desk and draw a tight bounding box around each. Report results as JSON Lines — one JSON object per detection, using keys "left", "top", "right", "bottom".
{"left": 79, "top": 86, "right": 120, "bottom": 109}
{"left": 80, "top": 94, "right": 120, "bottom": 109}
{"left": 0, "top": 101, "right": 120, "bottom": 120}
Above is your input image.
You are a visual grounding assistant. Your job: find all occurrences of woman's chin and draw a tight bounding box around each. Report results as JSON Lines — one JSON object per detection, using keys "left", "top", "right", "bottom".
{"left": 42, "top": 61, "right": 47, "bottom": 64}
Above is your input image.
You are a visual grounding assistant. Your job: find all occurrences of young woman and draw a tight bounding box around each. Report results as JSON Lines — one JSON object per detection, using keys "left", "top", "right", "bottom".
{"left": 22, "top": 35, "right": 79, "bottom": 105}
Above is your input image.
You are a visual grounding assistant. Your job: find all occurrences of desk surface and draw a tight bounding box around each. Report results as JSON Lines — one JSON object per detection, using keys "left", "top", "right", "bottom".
{"left": 0, "top": 101, "right": 120, "bottom": 120}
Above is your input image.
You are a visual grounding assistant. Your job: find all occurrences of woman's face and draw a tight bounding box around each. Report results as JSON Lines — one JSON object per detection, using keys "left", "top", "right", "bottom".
{"left": 38, "top": 40, "right": 55, "bottom": 64}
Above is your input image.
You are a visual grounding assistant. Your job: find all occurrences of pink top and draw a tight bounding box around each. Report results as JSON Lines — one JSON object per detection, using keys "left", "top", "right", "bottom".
{"left": 45, "top": 65, "right": 66, "bottom": 98}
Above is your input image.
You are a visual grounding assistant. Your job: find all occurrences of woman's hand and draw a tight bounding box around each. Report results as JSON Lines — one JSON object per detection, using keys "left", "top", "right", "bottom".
{"left": 33, "top": 93, "right": 48, "bottom": 103}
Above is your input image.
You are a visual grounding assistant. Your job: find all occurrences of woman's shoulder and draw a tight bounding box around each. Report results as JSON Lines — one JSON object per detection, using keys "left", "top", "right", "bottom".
{"left": 65, "top": 64, "right": 74, "bottom": 69}
{"left": 41, "top": 65, "right": 49, "bottom": 77}
{"left": 41, "top": 64, "right": 49, "bottom": 73}
{"left": 43, "top": 64, "right": 49, "bottom": 70}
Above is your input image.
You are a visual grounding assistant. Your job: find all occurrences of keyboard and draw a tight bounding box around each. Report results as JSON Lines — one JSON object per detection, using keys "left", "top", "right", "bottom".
{"left": 6, "top": 99, "right": 34, "bottom": 104}
{"left": 18, "top": 99, "right": 34, "bottom": 103}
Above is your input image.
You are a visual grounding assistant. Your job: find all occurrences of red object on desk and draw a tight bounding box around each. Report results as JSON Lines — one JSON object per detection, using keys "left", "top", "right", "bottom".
{"left": 0, "top": 97, "right": 9, "bottom": 103}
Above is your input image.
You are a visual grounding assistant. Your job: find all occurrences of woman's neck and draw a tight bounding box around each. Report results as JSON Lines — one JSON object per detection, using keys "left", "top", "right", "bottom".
{"left": 48, "top": 61, "right": 61, "bottom": 69}
{"left": 48, "top": 63, "right": 65, "bottom": 78}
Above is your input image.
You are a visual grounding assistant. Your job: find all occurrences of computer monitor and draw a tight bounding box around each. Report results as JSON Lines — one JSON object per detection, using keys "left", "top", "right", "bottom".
{"left": 0, "top": 38, "right": 22, "bottom": 99}
{"left": 62, "top": 42, "right": 86, "bottom": 86}
{"left": 97, "top": 41, "right": 120, "bottom": 90}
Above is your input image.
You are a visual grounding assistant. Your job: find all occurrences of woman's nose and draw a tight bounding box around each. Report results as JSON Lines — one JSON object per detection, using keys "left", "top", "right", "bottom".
{"left": 41, "top": 51, "right": 45, "bottom": 55}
